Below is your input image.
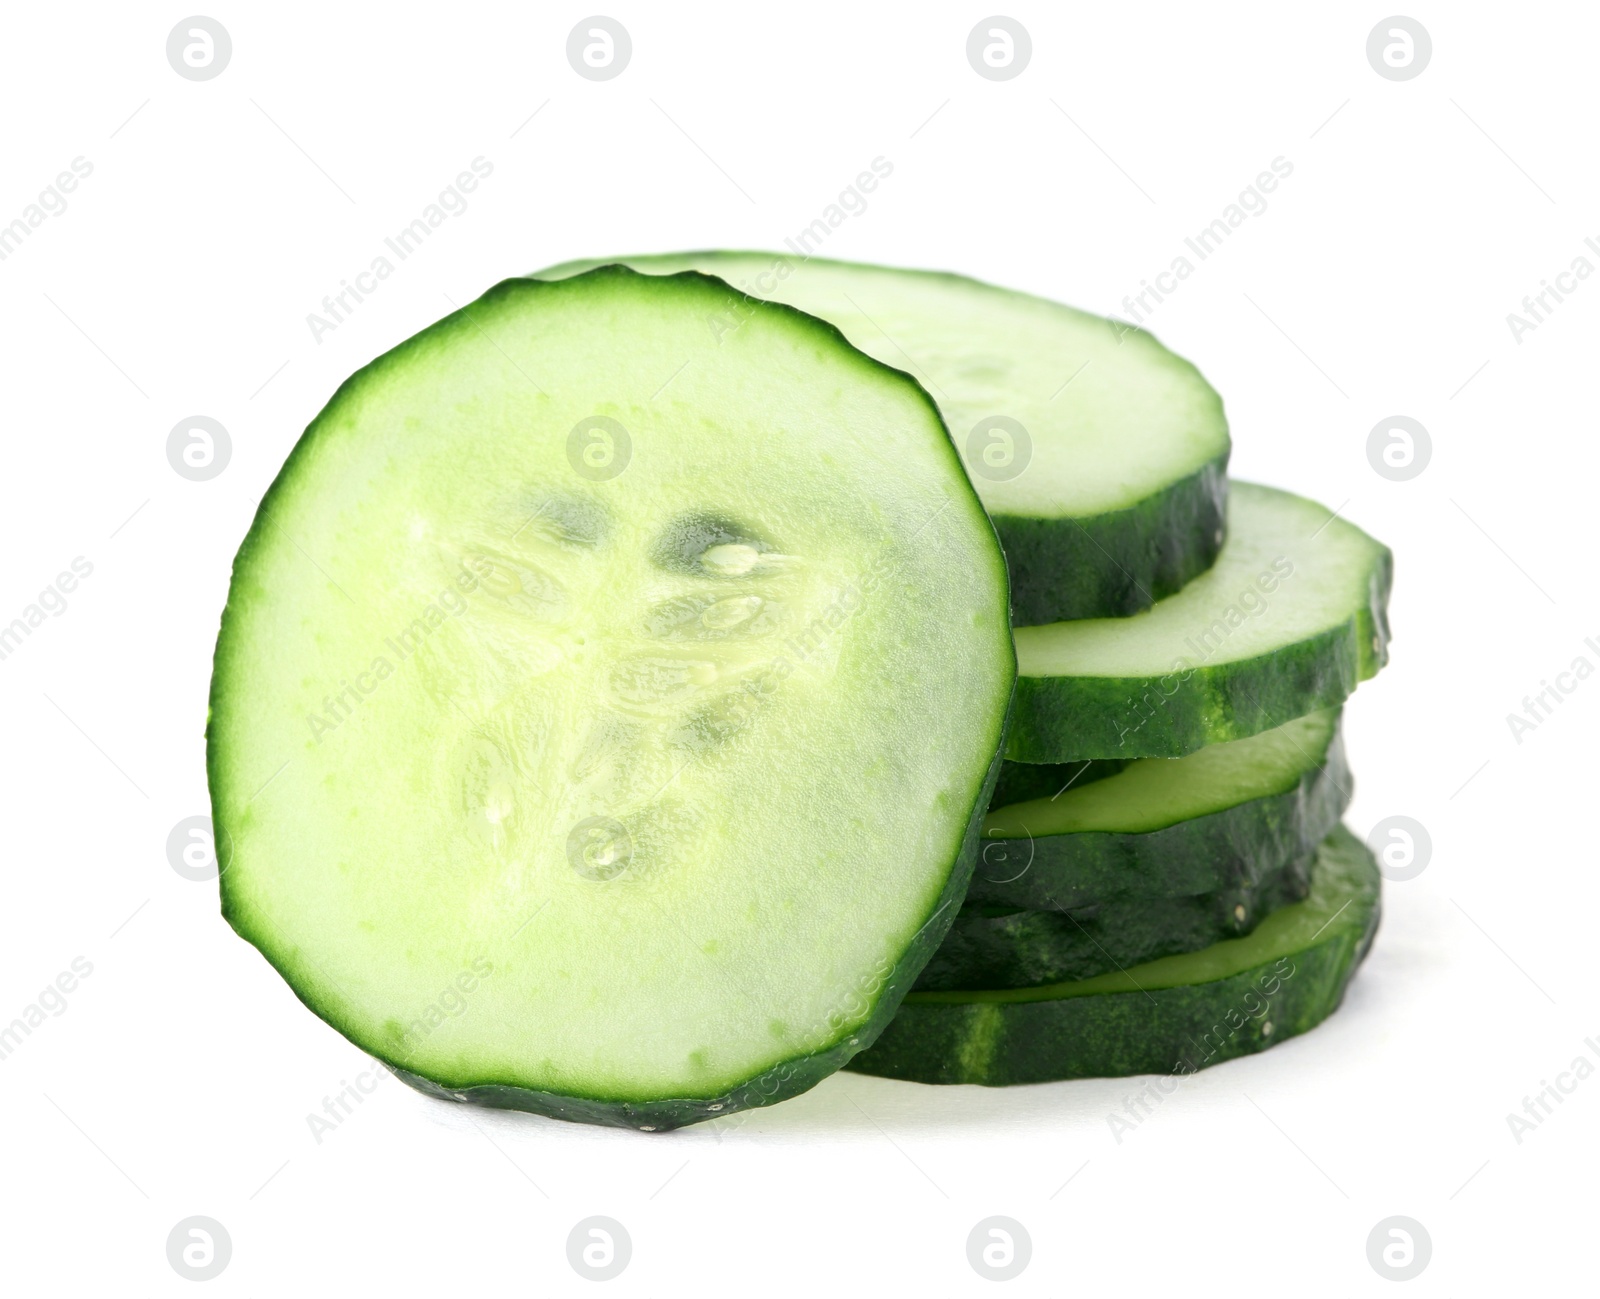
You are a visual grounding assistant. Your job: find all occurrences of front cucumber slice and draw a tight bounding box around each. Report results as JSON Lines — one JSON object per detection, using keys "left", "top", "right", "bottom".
{"left": 848, "top": 825, "right": 1380, "bottom": 1085}
{"left": 971, "top": 709, "right": 1349, "bottom": 911}
{"left": 533, "top": 253, "right": 1230, "bottom": 624}
{"left": 913, "top": 853, "right": 1311, "bottom": 991}
{"left": 207, "top": 267, "right": 1015, "bottom": 1131}
{"left": 1009, "top": 482, "right": 1392, "bottom": 760}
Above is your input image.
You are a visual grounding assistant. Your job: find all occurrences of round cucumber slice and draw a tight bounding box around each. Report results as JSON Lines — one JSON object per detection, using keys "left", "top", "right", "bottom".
{"left": 914, "top": 854, "right": 1311, "bottom": 991}
{"left": 207, "top": 267, "right": 1015, "bottom": 1131}
{"left": 848, "top": 825, "right": 1380, "bottom": 1085}
{"left": 972, "top": 709, "right": 1349, "bottom": 911}
{"left": 533, "top": 253, "right": 1231, "bottom": 624}
{"left": 1009, "top": 482, "right": 1392, "bottom": 760}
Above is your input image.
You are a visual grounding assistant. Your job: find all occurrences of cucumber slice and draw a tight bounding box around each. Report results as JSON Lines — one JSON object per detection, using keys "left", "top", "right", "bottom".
{"left": 533, "top": 253, "right": 1230, "bottom": 624}
{"left": 989, "top": 757, "right": 1126, "bottom": 808}
{"left": 971, "top": 709, "right": 1348, "bottom": 912}
{"left": 848, "top": 825, "right": 1380, "bottom": 1085}
{"left": 914, "top": 854, "right": 1310, "bottom": 991}
{"left": 1009, "top": 483, "right": 1392, "bottom": 761}
{"left": 208, "top": 267, "right": 1016, "bottom": 1131}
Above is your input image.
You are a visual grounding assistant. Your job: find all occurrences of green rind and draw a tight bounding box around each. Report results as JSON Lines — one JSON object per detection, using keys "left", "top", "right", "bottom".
{"left": 989, "top": 758, "right": 1126, "bottom": 808}
{"left": 208, "top": 266, "right": 1016, "bottom": 1132}
{"left": 1007, "top": 488, "right": 1393, "bottom": 761}
{"left": 532, "top": 253, "right": 1231, "bottom": 624}
{"left": 847, "top": 826, "right": 1380, "bottom": 1086}
{"left": 992, "top": 453, "right": 1227, "bottom": 624}
{"left": 914, "top": 853, "right": 1311, "bottom": 991}
{"left": 970, "top": 714, "right": 1350, "bottom": 911}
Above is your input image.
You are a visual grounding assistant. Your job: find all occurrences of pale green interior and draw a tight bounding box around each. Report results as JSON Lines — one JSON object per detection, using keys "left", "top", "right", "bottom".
{"left": 213, "top": 273, "right": 1013, "bottom": 1099}
{"left": 1015, "top": 482, "right": 1386, "bottom": 677}
{"left": 984, "top": 709, "right": 1339, "bottom": 837}
{"left": 909, "top": 828, "right": 1376, "bottom": 1004}
{"left": 535, "top": 253, "right": 1228, "bottom": 521}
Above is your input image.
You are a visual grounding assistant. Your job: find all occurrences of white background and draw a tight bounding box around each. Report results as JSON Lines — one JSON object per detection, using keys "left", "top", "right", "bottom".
{"left": 0, "top": 2, "right": 1593, "bottom": 1293}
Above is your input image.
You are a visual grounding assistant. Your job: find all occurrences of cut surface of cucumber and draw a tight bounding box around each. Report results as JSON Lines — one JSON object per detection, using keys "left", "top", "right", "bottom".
{"left": 848, "top": 825, "right": 1379, "bottom": 1085}
{"left": 534, "top": 253, "right": 1230, "bottom": 624}
{"left": 971, "top": 709, "right": 1348, "bottom": 911}
{"left": 1009, "top": 483, "right": 1391, "bottom": 760}
{"left": 208, "top": 267, "right": 1015, "bottom": 1130}
{"left": 914, "top": 853, "right": 1310, "bottom": 991}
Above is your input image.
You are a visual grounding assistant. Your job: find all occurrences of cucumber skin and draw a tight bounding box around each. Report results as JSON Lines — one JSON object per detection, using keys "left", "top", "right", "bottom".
{"left": 849, "top": 876, "right": 1379, "bottom": 1086}
{"left": 915, "top": 854, "right": 1312, "bottom": 991}
{"left": 1008, "top": 547, "right": 1392, "bottom": 761}
{"left": 209, "top": 268, "right": 1018, "bottom": 1133}
{"left": 970, "top": 722, "right": 1350, "bottom": 912}
{"left": 989, "top": 757, "right": 1126, "bottom": 807}
{"left": 996, "top": 453, "right": 1229, "bottom": 625}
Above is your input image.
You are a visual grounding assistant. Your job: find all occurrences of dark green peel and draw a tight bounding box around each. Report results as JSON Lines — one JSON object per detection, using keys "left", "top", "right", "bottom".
{"left": 992, "top": 454, "right": 1227, "bottom": 623}
{"left": 848, "top": 826, "right": 1380, "bottom": 1086}
{"left": 914, "top": 852, "right": 1311, "bottom": 991}
{"left": 971, "top": 709, "right": 1349, "bottom": 911}
{"left": 1009, "top": 483, "right": 1391, "bottom": 761}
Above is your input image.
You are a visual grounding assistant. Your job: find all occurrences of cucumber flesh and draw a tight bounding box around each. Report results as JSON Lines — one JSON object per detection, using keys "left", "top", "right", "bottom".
{"left": 914, "top": 853, "right": 1310, "bottom": 991}
{"left": 848, "top": 825, "right": 1380, "bottom": 1085}
{"left": 971, "top": 709, "right": 1348, "bottom": 911}
{"left": 533, "top": 253, "right": 1230, "bottom": 624}
{"left": 1009, "top": 482, "right": 1391, "bottom": 760}
{"left": 208, "top": 268, "right": 1016, "bottom": 1130}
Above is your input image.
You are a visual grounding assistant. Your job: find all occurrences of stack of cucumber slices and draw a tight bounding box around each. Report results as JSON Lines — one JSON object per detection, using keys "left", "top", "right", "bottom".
{"left": 208, "top": 254, "right": 1391, "bottom": 1130}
